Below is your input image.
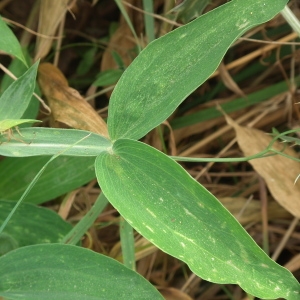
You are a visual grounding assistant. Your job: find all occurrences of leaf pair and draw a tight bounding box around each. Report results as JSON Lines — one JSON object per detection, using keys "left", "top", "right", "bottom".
{"left": 94, "top": 0, "right": 300, "bottom": 299}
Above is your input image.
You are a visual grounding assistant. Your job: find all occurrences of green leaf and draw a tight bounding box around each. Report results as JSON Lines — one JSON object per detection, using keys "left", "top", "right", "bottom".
{"left": 0, "top": 244, "right": 164, "bottom": 300}
{"left": 0, "top": 128, "right": 112, "bottom": 157}
{"left": 0, "top": 16, "right": 27, "bottom": 66}
{"left": 0, "top": 52, "right": 29, "bottom": 92}
{"left": 0, "top": 119, "right": 40, "bottom": 132}
{"left": 93, "top": 69, "right": 124, "bottom": 87}
{"left": 171, "top": 78, "right": 295, "bottom": 129}
{"left": 95, "top": 139, "right": 300, "bottom": 299}
{"left": 114, "top": 0, "right": 140, "bottom": 52}
{"left": 108, "top": 0, "right": 288, "bottom": 141}
{"left": 0, "top": 200, "right": 73, "bottom": 253}
{"left": 142, "top": 0, "right": 155, "bottom": 42}
{"left": 0, "top": 233, "right": 18, "bottom": 255}
{"left": 0, "top": 156, "right": 95, "bottom": 204}
{"left": 0, "top": 60, "right": 39, "bottom": 120}
{"left": 76, "top": 47, "right": 97, "bottom": 76}
{"left": 0, "top": 55, "right": 40, "bottom": 121}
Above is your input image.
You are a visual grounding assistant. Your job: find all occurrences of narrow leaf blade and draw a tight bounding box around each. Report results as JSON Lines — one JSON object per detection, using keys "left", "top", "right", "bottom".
{"left": 0, "top": 128, "right": 111, "bottom": 157}
{"left": 108, "top": 0, "right": 288, "bottom": 140}
{"left": 0, "top": 61, "right": 39, "bottom": 120}
{"left": 1, "top": 56, "right": 40, "bottom": 121}
{"left": 95, "top": 139, "right": 300, "bottom": 299}
{"left": 0, "top": 16, "right": 27, "bottom": 65}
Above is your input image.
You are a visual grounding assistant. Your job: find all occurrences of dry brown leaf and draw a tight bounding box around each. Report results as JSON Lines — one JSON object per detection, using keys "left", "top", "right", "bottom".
{"left": 227, "top": 117, "right": 300, "bottom": 218}
{"left": 35, "top": 0, "right": 72, "bottom": 60}
{"left": 162, "top": 120, "right": 177, "bottom": 156}
{"left": 218, "top": 61, "right": 246, "bottom": 98}
{"left": 284, "top": 253, "right": 300, "bottom": 273}
{"left": 38, "top": 63, "right": 108, "bottom": 137}
{"left": 219, "top": 197, "right": 291, "bottom": 225}
{"left": 158, "top": 287, "right": 193, "bottom": 300}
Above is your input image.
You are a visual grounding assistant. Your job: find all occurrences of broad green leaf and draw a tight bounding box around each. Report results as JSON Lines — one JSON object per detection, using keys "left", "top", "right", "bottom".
{"left": 0, "top": 156, "right": 95, "bottom": 204}
{"left": 0, "top": 244, "right": 164, "bottom": 300}
{"left": 0, "top": 16, "right": 27, "bottom": 66}
{"left": 0, "top": 128, "right": 111, "bottom": 157}
{"left": 0, "top": 200, "right": 72, "bottom": 253}
{"left": 0, "top": 60, "right": 39, "bottom": 120}
{"left": 108, "top": 0, "right": 288, "bottom": 141}
{"left": 0, "top": 119, "right": 40, "bottom": 132}
{"left": 0, "top": 232, "right": 18, "bottom": 255}
{"left": 95, "top": 139, "right": 300, "bottom": 299}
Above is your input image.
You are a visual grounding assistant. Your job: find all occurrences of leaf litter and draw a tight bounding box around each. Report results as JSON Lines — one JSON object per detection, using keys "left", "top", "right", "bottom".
{"left": 226, "top": 116, "right": 300, "bottom": 218}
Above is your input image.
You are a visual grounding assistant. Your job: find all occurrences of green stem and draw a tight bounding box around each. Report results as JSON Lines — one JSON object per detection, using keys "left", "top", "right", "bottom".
{"left": 114, "top": 0, "right": 141, "bottom": 52}
{"left": 142, "top": 0, "right": 155, "bottom": 42}
{"left": 120, "top": 217, "right": 136, "bottom": 271}
{"left": 61, "top": 192, "right": 109, "bottom": 245}
{"left": 281, "top": 5, "right": 300, "bottom": 36}
{"left": 172, "top": 129, "right": 300, "bottom": 163}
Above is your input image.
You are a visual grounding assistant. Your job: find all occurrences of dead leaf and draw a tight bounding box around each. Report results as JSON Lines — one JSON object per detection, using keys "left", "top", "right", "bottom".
{"left": 219, "top": 197, "right": 291, "bottom": 225}
{"left": 158, "top": 287, "right": 193, "bottom": 300}
{"left": 284, "top": 253, "right": 300, "bottom": 273}
{"left": 38, "top": 63, "right": 108, "bottom": 137}
{"left": 227, "top": 117, "right": 300, "bottom": 218}
{"left": 218, "top": 61, "right": 246, "bottom": 98}
{"left": 35, "top": 0, "right": 73, "bottom": 60}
